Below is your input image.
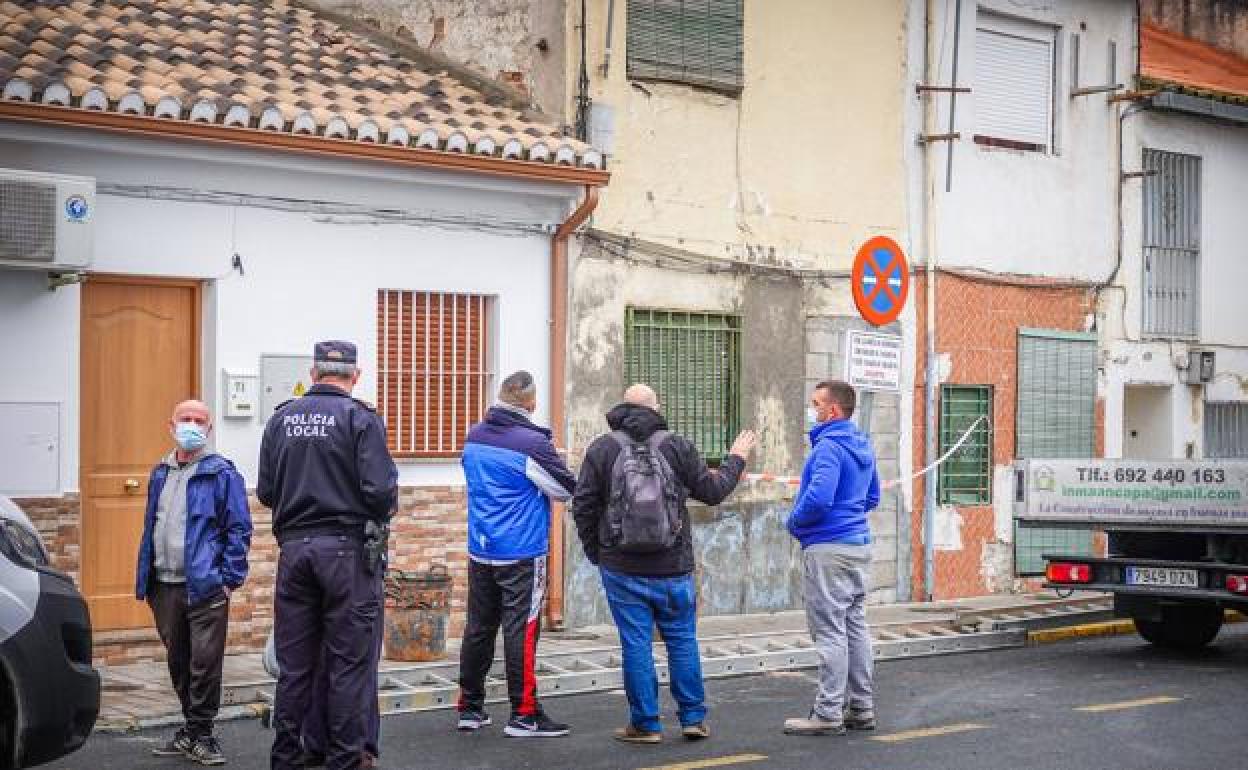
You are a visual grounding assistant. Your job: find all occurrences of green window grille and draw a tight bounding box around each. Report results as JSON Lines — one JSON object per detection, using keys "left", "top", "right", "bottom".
{"left": 626, "top": 0, "right": 745, "bottom": 95}
{"left": 938, "top": 385, "right": 993, "bottom": 505}
{"left": 1015, "top": 329, "right": 1097, "bottom": 575}
{"left": 625, "top": 308, "right": 741, "bottom": 460}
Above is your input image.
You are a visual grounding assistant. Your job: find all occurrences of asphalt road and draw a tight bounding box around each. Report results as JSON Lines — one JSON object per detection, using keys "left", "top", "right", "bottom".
{"left": 64, "top": 623, "right": 1248, "bottom": 770}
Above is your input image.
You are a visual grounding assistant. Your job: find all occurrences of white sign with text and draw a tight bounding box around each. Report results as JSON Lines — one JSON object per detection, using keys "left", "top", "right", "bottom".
{"left": 844, "top": 330, "right": 902, "bottom": 392}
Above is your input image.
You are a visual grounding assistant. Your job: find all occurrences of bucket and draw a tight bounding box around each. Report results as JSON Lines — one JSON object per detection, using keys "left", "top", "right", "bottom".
{"left": 384, "top": 565, "right": 453, "bottom": 662}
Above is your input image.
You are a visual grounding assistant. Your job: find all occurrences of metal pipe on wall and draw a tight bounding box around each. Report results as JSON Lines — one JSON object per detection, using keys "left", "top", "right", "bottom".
{"left": 602, "top": 0, "right": 617, "bottom": 75}
{"left": 546, "top": 185, "right": 600, "bottom": 629}
{"left": 920, "top": 0, "right": 947, "bottom": 603}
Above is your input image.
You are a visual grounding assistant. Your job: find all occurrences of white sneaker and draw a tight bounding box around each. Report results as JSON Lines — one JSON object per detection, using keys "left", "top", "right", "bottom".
{"left": 783, "top": 712, "right": 846, "bottom": 736}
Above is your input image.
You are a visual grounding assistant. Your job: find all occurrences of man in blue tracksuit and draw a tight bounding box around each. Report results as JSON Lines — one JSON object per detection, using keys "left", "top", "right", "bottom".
{"left": 136, "top": 399, "right": 252, "bottom": 765}
{"left": 457, "top": 370, "right": 576, "bottom": 738}
{"left": 783, "top": 380, "right": 880, "bottom": 736}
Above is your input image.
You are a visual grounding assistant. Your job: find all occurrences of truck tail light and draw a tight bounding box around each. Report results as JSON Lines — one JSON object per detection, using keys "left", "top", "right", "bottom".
{"left": 1226, "top": 575, "right": 1248, "bottom": 595}
{"left": 1047, "top": 562, "right": 1092, "bottom": 584}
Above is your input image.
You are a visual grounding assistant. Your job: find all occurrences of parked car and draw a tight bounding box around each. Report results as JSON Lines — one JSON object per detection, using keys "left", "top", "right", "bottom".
{"left": 0, "top": 495, "right": 99, "bottom": 769}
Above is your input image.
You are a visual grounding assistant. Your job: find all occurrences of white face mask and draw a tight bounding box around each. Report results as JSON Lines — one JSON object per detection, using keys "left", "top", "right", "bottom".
{"left": 805, "top": 407, "right": 821, "bottom": 428}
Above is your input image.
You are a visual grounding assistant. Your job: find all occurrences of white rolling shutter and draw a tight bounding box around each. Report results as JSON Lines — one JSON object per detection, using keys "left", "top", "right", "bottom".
{"left": 975, "top": 15, "right": 1055, "bottom": 148}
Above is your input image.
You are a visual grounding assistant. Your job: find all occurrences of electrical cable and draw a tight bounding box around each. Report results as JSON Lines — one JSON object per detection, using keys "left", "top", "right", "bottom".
{"left": 745, "top": 415, "right": 988, "bottom": 491}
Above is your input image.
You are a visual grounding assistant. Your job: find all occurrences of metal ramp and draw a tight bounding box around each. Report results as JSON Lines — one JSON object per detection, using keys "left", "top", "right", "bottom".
{"left": 226, "top": 595, "right": 1111, "bottom": 719}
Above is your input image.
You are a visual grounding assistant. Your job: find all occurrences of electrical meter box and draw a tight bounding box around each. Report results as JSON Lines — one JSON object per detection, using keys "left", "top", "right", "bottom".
{"left": 222, "top": 370, "right": 259, "bottom": 419}
{"left": 261, "top": 354, "right": 313, "bottom": 421}
{"left": 1184, "top": 349, "right": 1216, "bottom": 385}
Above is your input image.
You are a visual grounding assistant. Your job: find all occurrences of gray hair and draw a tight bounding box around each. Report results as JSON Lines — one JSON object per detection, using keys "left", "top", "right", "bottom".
{"left": 499, "top": 370, "right": 536, "bottom": 407}
{"left": 313, "top": 361, "right": 359, "bottom": 380}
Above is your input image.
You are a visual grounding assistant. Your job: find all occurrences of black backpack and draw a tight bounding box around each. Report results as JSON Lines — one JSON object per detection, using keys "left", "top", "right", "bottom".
{"left": 604, "top": 430, "right": 683, "bottom": 553}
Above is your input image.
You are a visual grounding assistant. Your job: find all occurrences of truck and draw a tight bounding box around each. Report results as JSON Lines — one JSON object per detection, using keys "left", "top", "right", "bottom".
{"left": 1014, "top": 459, "right": 1248, "bottom": 651}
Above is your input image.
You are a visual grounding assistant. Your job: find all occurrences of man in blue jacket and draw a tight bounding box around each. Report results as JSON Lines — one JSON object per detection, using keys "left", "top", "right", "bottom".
{"left": 457, "top": 370, "right": 576, "bottom": 738}
{"left": 135, "top": 399, "right": 252, "bottom": 765}
{"left": 783, "top": 380, "right": 879, "bottom": 737}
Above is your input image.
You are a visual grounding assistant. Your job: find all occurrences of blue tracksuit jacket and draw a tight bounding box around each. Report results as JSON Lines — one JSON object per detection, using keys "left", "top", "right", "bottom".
{"left": 461, "top": 405, "right": 576, "bottom": 561}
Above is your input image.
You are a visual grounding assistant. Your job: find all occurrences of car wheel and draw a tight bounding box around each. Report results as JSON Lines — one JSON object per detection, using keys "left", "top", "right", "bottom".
{"left": 1134, "top": 605, "right": 1223, "bottom": 651}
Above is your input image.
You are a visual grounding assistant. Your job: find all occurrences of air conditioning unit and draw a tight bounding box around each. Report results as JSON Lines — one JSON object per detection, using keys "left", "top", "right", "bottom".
{"left": 0, "top": 168, "right": 94, "bottom": 271}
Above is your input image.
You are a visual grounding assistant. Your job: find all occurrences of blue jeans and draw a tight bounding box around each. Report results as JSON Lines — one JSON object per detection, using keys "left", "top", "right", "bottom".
{"left": 600, "top": 568, "right": 706, "bottom": 732}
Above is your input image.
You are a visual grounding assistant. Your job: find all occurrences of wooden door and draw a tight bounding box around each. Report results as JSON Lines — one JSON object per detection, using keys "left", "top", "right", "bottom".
{"left": 81, "top": 277, "right": 199, "bottom": 631}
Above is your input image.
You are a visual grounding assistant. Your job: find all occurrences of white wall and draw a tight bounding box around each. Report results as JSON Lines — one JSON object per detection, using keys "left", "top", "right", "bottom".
{"left": 926, "top": 0, "right": 1134, "bottom": 280}
{"left": 0, "top": 121, "right": 581, "bottom": 492}
{"left": 0, "top": 271, "right": 79, "bottom": 494}
{"left": 1116, "top": 110, "right": 1248, "bottom": 347}
{"left": 1099, "top": 105, "right": 1248, "bottom": 461}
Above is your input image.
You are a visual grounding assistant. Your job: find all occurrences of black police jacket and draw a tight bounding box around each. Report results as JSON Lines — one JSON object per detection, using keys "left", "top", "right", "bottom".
{"left": 258, "top": 383, "right": 399, "bottom": 541}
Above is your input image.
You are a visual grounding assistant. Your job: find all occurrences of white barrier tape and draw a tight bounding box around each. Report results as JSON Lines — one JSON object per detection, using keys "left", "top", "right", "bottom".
{"left": 744, "top": 416, "right": 989, "bottom": 492}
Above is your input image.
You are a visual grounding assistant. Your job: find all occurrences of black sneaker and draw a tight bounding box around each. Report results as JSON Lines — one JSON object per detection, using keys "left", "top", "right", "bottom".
{"left": 503, "top": 711, "right": 570, "bottom": 738}
{"left": 151, "top": 728, "right": 193, "bottom": 756}
{"left": 457, "top": 708, "right": 493, "bottom": 731}
{"left": 186, "top": 734, "right": 226, "bottom": 766}
{"left": 844, "top": 707, "right": 877, "bottom": 731}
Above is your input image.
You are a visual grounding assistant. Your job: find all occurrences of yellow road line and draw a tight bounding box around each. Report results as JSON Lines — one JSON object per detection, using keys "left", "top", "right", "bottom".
{"left": 637, "top": 754, "right": 769, "bottom": 770}
{"left": 870, "top": 723, "right": 989, "bottom": 743}
{"left": 1075, "top": 695, "right": 1181, "bottom": 713}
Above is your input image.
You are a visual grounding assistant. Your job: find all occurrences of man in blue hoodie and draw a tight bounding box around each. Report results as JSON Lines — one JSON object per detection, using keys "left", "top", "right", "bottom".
{"left": 457, "top": 370, "right": 577, "bottom": 738}
{"left": 135, "top": 399, "right": 252, "bottom": 765}
{"left": 783, "top": 380, "right": 880, "bottom": 736}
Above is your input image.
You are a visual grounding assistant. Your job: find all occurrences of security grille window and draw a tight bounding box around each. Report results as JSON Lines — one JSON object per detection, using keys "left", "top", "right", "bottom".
{"left": 938, "top": 386, "right": 993, "bottom": 505}
{"left": 1205, "top": 402, "right": 1248, "bottom": 459}
{"left": 974, "top": 13, "right": 1055, "bottom": 151}
{"left": 1142, "top": 149, "right": 1201, "bottom": 338}
{"left": 377, "top": 290, "right": 493, "bottom": 457}
{"left": 1015, "top": 329, "right": 1097, "bottom": 575}
{"left": 626, "top": 0, "right": 744, "bottom": 95}
{"left": 625, "top": 308, "right": 741, "bottom": 460}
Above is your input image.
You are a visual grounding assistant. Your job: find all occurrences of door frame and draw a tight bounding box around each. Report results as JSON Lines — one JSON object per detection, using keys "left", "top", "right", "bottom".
{"left": 78, "top": 273, "right": 203, "bottom": 629}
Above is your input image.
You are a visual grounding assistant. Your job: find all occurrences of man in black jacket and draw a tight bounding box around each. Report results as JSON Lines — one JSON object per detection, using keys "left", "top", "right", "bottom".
{"left": 572, "top": 384, "right": 755, "bottom": 744}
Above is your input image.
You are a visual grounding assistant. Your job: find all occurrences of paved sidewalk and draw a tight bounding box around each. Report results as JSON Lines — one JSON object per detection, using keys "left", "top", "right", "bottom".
{"left": 95, "top": 591, "right": 1103, "bottom": 731}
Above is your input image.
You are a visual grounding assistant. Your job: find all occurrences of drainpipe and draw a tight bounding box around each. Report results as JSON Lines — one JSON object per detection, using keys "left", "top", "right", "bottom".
{"left": 921, "top": 0, "right": 943, "bottom": 602}
{"left": 547, "top": 185, "right": 599, "bottom": 629}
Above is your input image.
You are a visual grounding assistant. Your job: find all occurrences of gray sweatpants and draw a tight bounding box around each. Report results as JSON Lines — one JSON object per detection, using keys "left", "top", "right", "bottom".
{"left": 802, "top": 544, "right": 874, "bottom": 721}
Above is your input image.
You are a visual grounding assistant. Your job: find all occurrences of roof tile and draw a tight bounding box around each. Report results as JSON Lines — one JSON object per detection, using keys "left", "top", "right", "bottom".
{"left": 1142, "top": 22, "right": 1248, "bottom": 101}
{"left": 0, "top": 0, "right": 598, "bottom": 170}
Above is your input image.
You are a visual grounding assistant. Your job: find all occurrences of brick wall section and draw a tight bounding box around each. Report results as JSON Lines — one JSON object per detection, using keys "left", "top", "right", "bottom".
{"left": 17, "top": 485, "right": 470, "bottom": 666}
{"left": 911, "top": 271, "right": 1102, "bottom": 600}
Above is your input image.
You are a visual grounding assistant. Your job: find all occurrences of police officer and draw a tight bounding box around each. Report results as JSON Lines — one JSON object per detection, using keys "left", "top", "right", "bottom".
{"left": 258, "top": 340, "right": 397, "bottom": 770}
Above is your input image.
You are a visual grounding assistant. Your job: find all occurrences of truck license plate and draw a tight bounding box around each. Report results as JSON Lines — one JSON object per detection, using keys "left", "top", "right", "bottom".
{"left": 1126, "top": 567, "right": 1199, "bottom": 588}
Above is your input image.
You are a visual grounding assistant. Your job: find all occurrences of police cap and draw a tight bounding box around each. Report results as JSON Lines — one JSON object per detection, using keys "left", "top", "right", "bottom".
{"left": 314, "top": 339, "right": 358, "bottom": 365}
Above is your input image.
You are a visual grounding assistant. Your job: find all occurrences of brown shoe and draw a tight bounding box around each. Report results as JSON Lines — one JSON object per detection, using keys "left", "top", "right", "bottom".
{"left": 613, "top": 725, "right": 662, "bottom": 744}
{"left": 681, "top": 723, "right": 710, "bottom": 741}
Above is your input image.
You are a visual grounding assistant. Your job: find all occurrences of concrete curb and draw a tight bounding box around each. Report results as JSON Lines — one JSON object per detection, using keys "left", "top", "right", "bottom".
{"left": 96, "top": 704, "right": 264, "bottom": 735}
{"left": 1026, "top": 610, "right": 1245, "bottom": 646}
{"left": 1027, "top": 619, "right": 1137, "bottom": 644}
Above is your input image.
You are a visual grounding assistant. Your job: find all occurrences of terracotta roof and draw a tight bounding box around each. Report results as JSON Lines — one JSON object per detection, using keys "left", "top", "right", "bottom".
{"left": 1141, "top": 21, "right": 1248, "bottom": 102}
{"left": 0, "top": 0, "right": 603, "bottom": 171}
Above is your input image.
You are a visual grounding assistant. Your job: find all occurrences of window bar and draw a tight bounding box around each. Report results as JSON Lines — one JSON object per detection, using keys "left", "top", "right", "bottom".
{"left": 384, "top": 290, "right": 394, "bottom": 451}
{"left": 399, "top": 291, "right": 408, "bottom": 454}
{"left": 395, "top": 290, "right": 404, "bottom": 452}
{"left": 424, "top": 291, "right": 431, "bottom": 453}
{"left": 450, "top": 293, "right": 459, "bottom": 453}
{"left": 436, "top": 292, "right": 445, "bottom": 453}
{"left": 380, "top": 290, "right": 389, "bottom": 448}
